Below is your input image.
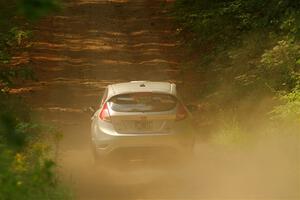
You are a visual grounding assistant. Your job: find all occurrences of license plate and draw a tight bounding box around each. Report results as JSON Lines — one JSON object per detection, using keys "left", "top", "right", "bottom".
{"left": 135, "top": 120, "right": 152, "bottom": 130}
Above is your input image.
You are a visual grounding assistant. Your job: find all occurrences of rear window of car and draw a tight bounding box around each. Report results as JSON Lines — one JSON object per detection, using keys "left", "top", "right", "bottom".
{"left": 108, "top": 92, "right": 177, "bottom": 112}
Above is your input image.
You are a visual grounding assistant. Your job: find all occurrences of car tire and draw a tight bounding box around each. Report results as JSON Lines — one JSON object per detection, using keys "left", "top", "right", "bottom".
{"left": 91, "top": 145, "right": 106, "bottom": 166}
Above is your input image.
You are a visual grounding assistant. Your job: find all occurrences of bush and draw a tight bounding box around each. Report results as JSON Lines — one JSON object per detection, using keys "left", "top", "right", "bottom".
{"left": 0, "top": 1, "right": 70, "bottom": 199}
{"left": 0, "top": 93, "right": 70, "bottom": 200}
{"left": 174, "top": 0, "right": 300, "bottom": 49}
{"left": 174, "top": 0, "right": 300, "bottom": 138}
{"left": 260, "top": 40, "right": 300, "bottom": 91}
{"left": 271, "top": 87, "right": 300, "bottom": 124}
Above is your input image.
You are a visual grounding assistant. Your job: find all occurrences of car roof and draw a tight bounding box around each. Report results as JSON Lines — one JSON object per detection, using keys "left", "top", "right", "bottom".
{"left": 107, "top": 81, "right": 177, "bottom": 99}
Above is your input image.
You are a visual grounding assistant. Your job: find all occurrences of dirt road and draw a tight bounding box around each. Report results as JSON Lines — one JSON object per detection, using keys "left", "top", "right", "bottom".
{"left": 24, "top": 0, "right": 188, "bottom": 199}
{"left": 17, "top": 0, "right": 300, "bottom": 199}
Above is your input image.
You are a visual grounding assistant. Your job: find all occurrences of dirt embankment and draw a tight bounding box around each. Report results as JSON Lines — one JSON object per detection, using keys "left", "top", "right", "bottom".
{"left": 15, "top": 0, "right": 300, "bottom": 199}
{"left": 24, "top": 0, "right": 183, "bottom": 159}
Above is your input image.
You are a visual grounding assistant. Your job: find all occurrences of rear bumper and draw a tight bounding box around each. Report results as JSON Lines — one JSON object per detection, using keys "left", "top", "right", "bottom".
{"left": 91, "top": 118, "right": 195, "bottom": 160}
{"left": 92, "top": 132, "right": 194, "bottom": 159}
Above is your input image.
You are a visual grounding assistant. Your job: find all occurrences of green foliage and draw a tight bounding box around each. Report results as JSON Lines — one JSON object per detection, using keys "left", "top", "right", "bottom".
{"left": 18, "top": 0, "right": 61, "bottom": 20}
{"left": 0, "top": 0, "right": 58, "bottom": 87}
{"left": 0, "top": 50, "right": 10, "bottom": 64}
{"left": 0, "top": 0, "right": 69, "bottom": 199}
{"left": 174, "top": 0, "right": 300, "bottom": 137}
{"left": 211, "top": 115, "right": 245, "bottom": 146}
{"left": 0, "top": 147, "right": 70, "bottom": 200}
{"left": 271, "top": 87, "right": 300, "bottom": 123}
{"left": 8, "top": 27, "right": 32, "bottom": 47}
{"left": 0, "top": 26, "right": 35, "bottom": 93}
{"left": 174, "top": 0, "right": 300, "bottom": 49}
{"left": 174, "top": 0, "right": 300, "bottom": 97}
{"left": 260, "top": 40, "right": 300, "bottom": 91}
{"left": 0, "top": 0, "right": 61, "bottom": 65}
{"left": 0, "top": 67, "right": 34, "bottom": 91}
{"left": 0, "top": 93, "right": 71, "bottom": 199}
{"left": 0, "top": 0, "right": 61, "bottom": 21}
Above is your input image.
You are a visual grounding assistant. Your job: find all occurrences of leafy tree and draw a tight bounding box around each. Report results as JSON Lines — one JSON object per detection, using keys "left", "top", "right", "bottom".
{"left": 0, "top": 0, "right": 70, "bottom": 199}
{"left": 174, "top": 0, "right": 300, "bottom": 135}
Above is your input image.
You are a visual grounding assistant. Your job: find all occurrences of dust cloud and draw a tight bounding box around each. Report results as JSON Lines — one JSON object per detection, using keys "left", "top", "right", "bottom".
{"left": 18, "top": 0, "right": 299, "bottom": 198}
{"left": 57, "top": 114, "right": 299, "bottom": 200}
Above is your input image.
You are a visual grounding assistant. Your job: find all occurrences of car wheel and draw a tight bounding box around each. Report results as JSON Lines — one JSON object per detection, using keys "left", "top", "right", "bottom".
{"left": 91, "top": 145, "right": 106, "bottom": 166}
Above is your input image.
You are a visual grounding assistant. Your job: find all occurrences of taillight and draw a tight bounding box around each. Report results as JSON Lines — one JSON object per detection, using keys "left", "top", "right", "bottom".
{"left": 99, "top": 103, "right": 111, "bottom": 122}
{"left": 176, "top": 103, "right": 187, "bottom": 121}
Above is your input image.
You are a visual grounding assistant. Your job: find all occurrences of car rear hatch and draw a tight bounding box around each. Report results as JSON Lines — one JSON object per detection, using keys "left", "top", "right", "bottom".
{"left": 107, "top": 92, "right": 178, "bottom": 134}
